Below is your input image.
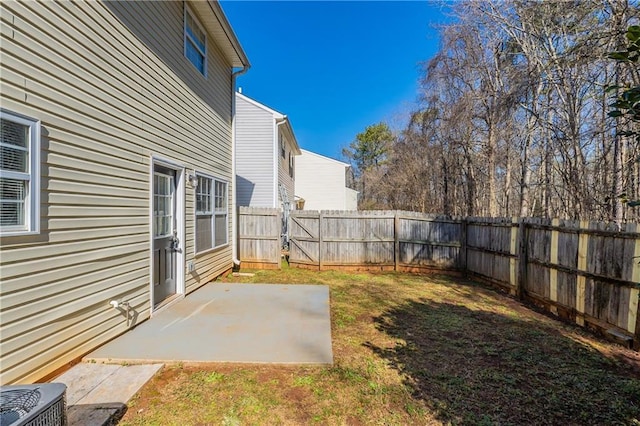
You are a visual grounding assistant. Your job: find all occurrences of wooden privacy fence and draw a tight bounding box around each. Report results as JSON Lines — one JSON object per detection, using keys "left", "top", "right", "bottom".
{"left": 288, "top": 210, "right": 463, "bottom": 271}
{"left": 237, "top": 207, "right": 281, "bottom": 269}
{"left": 237, "top": 208, "right": 640, "bottom": 349}
{"left": 465, "top": 217, "right": 640, "bottom": 349}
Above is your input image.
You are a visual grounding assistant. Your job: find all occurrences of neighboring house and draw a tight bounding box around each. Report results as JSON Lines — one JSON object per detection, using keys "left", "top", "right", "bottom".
{"left": 345, "top": 187, "right": 359, "bottom": 210}
{"left": 0, "top": 0, "right": 249, "bottom": 384}
{"left": 235, "top": 92, "right": 301, "bottom": 210}
{"left": 295, "top": 149, "right": 358, "bottom": 210}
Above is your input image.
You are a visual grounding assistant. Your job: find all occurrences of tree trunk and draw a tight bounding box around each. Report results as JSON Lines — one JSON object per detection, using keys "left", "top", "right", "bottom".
{"left": 487, "top": 123, "right": 498, "bottom": 217}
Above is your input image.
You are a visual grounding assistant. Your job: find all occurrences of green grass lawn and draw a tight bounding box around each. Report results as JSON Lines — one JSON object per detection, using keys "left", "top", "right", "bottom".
{"left": 119, "top": 265, "right": 640, "bottom": 425}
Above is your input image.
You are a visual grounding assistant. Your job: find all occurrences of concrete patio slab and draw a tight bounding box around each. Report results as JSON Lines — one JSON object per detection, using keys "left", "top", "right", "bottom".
{"left": 84, "top": 283, "right": 333, "bottom": 365}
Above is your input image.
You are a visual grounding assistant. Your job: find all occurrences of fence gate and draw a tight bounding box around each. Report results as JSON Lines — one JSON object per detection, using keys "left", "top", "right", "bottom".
{"left": 288, "top": 212, "right": 320, "bottom": 266}
{"left": 238, "top": 207, "right": 281, "bottom": 269}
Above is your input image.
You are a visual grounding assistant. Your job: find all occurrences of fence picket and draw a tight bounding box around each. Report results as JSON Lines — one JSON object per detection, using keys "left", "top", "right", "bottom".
{"left": 632, "top": 223, "right": 640, "bottom": 349}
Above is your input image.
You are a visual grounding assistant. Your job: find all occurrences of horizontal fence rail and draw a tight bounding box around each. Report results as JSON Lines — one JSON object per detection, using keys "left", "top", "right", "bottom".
{"left": 238, "top": 208, "right": 640, "bottom": 349}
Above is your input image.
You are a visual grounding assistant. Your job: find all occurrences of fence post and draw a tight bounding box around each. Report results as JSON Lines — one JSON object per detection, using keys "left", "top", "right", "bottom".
{"left": 394, "top": 211, "right": 400, "bottom": 271}
{"left": 277, "top": 209, "right": 282, "bottom": 269}
{"left": 509, "top": 217, "right": 519, "bottom": 297}
{"left": 575, "top": 220, "right": 590, "bottom": 327}
{"left": 548, "top": 218, "right": 560, "bottom": 315}
{"left": 318, "top": 211, "right": 324, "bottom": 271}
{"left": 632, "top": 223, "right": 640, "bottom": 350}
{"left": 460, "top": 218, "right": 467, "bottom": 271}
{"left": 516, "top": 218, "right": 528, "bottom": 300}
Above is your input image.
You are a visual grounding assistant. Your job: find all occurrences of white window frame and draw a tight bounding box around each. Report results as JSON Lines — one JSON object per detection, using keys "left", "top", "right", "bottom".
{"left": 0, "top": 110, "right": 40, "bottom": 236}
{"left": 183, "top": 3, "right": 207, "bottom": 77}
{"left": 195, "top": 172, "right": 228, "bottom": 253}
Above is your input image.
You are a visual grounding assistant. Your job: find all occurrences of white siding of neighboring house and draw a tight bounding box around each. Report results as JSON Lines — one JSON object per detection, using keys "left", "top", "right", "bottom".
{"left": 235, "top": 92, "right": 300, "bottom": 209}
{"left": 345, "top": 187, "right": 359, "bottom": 210}
{"left": 0, "top": 0, "right": 243, "bottom": 384}
{"left": 295, "top": 149, "right": 354, "bottom": 210}
{"left": 235, "top": 94, "right": 275, "bottom": 207}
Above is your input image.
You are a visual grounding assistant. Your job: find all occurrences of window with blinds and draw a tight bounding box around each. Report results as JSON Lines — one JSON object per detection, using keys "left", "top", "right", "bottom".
{"left": 195, "top": 174, "right": 227, "bottom": 252}
{"left": 0, "top": 110, "right": 40, "bottom": 235}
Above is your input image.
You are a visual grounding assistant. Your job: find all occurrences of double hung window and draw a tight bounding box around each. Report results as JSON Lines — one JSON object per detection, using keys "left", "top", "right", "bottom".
{"left": 195, "top": 174, "right": 227, "bottom": 252}
{"left": 184, "top": 5, "right": 207, "bottom": 76}
{"left": 0, "top": 110, "right": 40, "bottom": 235}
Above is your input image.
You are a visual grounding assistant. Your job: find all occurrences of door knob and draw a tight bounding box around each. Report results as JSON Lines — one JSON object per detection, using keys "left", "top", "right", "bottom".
{"left": 171, "top": 235, "right": 180, "bottom": 251}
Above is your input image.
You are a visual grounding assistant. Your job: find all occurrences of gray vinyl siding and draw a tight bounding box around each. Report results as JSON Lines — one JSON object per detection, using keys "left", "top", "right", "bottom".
{"left": 235, "top": 94, "right": 275, "bottom": 207}
{"left": 0, "top": 0, "right": 235, "bottom": 384}
{"left": 278, "top": 129, "right": 296, "bottom": 208}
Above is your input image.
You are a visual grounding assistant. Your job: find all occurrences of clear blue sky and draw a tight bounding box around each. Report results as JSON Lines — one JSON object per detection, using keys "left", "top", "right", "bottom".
{"left": 220, "top": 1, "right": 452, "bottom": 160}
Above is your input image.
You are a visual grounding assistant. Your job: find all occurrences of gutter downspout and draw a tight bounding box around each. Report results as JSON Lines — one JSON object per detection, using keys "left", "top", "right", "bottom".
{"left": 231, "top": 65, "right": 250, "bottom": 268}
{"left": 275, "top": 117, "right": 288, "bottom": 208}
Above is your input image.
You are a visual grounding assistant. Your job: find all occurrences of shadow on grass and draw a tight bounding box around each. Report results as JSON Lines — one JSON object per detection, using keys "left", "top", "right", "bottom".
{"left": 368, "top": 298, "right": 640, "bottom": 426}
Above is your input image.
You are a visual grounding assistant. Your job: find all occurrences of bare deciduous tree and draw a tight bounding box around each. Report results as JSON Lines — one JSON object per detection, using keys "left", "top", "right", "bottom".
{"left": 348, "top": 0, "right": 639, "bottom": 222}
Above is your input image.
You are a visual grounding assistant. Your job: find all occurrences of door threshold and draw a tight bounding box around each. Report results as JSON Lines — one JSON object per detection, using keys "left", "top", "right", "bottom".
{"left": 153, "top": 294, "right": 183, "bottom": 315}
